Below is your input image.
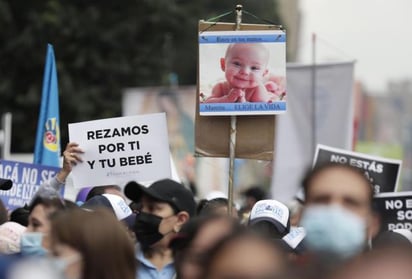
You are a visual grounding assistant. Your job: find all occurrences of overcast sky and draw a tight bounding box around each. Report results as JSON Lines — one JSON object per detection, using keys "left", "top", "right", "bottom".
{"left": 298, "top": 0, "right": 412, "bottom": 93}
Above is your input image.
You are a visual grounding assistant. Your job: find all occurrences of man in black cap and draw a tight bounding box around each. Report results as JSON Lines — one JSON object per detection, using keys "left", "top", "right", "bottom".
{"left": 124, "top": 178, "right": 196, "bottom": 279}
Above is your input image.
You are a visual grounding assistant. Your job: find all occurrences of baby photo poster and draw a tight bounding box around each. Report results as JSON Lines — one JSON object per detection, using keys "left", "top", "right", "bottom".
{"left": 199, "top": 29, "right": 286, "bottom": 116}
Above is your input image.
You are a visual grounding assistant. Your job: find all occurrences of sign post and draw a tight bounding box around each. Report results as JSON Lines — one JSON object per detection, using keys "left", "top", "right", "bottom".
{"left": 196, "top": 5, "right": 286, "bottom": 215}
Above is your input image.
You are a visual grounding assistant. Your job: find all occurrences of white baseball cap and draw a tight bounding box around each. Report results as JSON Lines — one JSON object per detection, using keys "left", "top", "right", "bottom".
{"left": 248, "top": 199, "right": 290, "bottom": 235}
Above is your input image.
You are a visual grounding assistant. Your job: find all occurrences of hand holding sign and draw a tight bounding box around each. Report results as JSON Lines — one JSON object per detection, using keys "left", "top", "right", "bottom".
{"left": 63, "top": 142, "right": 84, "bottom": 167}
{"left": 56, "top": 142, "right": 84, "bottom": 183}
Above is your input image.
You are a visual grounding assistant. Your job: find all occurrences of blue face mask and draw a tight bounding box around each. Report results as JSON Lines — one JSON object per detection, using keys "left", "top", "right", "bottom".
{"left": 20, "top": 232, "right": 47, "bottom": 257}
{"left": 300, "top": 205, "right": 366, "bottom": 259}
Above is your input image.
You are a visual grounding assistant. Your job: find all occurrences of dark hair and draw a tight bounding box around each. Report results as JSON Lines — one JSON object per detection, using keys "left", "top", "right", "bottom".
{"left": 372, "top": 230, "right": 412, "bottom": 250}
{"left": 196, "top": 199, "right": 208, "bottom": 215}
{"left": 242, "top": 186, "right": 267, "bottom": 201}
{"left": 29, "top": 196, "right": 66, "bottom": 213}
{"left": 170, "top": 215, "right": 242, "bottom": 279}
{"left": 249, "top": 220, "right": 287, "bottom": 239}
{"left": 302, "top": 162, "right": 374, "bottom": 204}
{"left": 85, "top": 185, "right": 121, "bottom": 201}
{"left": 170, "top": 214, "right": 241, "bottom": 253}
{"left": 10, "top": 207, "right": 30, "bottom": 226}
{"left": 197, "top": 198, "right": 231, "bottom": 216}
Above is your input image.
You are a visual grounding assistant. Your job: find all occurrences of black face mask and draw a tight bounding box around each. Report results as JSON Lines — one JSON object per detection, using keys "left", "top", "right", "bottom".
{"left": 134, "top": 212, "right": 165, "bottom": 248}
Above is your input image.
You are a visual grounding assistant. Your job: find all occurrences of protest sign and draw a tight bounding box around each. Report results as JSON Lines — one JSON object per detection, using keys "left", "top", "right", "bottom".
{"left": 68, "top": 113, "right": 171, "bottom": 188}
{"left": 0, "top": 160, "right": 61, "bottom": 210}
{"left": 196, "top": 21, "right": 281, "bottom": 161}
{"left": 199, "top": 30, "right": 286, "bottom": 116}
{"left": 314, "top": 144, "right": 402, "bottom": 194}
{"left": 374, "top": 192, "right": 412, "bottom": 232}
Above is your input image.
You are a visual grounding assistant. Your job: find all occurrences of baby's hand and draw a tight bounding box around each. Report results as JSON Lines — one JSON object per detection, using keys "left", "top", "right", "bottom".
{"left": 238, "top": 92, "right": 247, "bottom": 103}
{"left": 228, "top": 88, "right": 244, "bottom": 102}
{"left": 265, "top": 81, "right": 281, "bottom": 96}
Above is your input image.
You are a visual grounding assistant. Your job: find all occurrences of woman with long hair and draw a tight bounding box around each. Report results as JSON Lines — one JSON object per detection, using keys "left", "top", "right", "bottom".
{"left": 50, "top": 208, "right": 136, "bottom": 279}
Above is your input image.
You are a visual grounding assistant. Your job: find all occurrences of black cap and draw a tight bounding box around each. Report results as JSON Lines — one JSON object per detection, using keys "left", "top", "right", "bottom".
{"left": 124, "top": 179, "right": 196, "bottom": 217}
{"left": 0, "top": 178, "right": 12, "bottom": 191}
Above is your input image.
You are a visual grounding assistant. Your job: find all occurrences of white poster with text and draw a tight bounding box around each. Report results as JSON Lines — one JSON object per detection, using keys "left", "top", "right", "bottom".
{"left": 69, "top": 113, "right": 171, "bottom": 188}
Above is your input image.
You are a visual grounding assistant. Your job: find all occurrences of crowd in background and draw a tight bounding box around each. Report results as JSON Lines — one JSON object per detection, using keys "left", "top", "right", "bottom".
{"left": 0, "top": 142, "right": 411, "bottom": 279}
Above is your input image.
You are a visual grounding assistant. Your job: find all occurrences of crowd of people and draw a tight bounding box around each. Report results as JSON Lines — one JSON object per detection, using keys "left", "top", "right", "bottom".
{"left": 0, "top": 142, "right": 411, "bottom": 279}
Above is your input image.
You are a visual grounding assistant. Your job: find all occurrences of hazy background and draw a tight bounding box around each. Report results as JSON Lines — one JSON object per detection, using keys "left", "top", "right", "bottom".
{"left": 298, "top": 0, "right": 412, "bottom": 93}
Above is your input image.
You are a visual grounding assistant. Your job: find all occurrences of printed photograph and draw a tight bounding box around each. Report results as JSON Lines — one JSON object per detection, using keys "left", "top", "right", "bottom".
{"left": 199, "top": 30, "right": 286, "bottom": 116}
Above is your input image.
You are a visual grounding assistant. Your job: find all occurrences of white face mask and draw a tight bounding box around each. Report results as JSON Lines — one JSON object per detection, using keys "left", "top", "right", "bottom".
{"left": 300, "top": 205, "right": 366, "bottom": 259}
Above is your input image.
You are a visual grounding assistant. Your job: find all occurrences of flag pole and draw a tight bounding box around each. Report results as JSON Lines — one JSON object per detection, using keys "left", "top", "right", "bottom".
{"left": 227, "top": 4, "right": 242, "bottom": 216}
{"left": 311, "top": 33, "right": 317, "bottom": 157}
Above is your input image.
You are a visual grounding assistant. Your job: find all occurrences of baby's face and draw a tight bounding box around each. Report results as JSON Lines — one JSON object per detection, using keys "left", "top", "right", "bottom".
{"left": 223, "top": 44, "right": 269, "bottom": 89}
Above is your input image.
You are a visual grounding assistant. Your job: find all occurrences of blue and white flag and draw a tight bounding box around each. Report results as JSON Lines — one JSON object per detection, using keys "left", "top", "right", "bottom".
{"left": 33, "top": 44, "right": 61, "bottom": 167}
